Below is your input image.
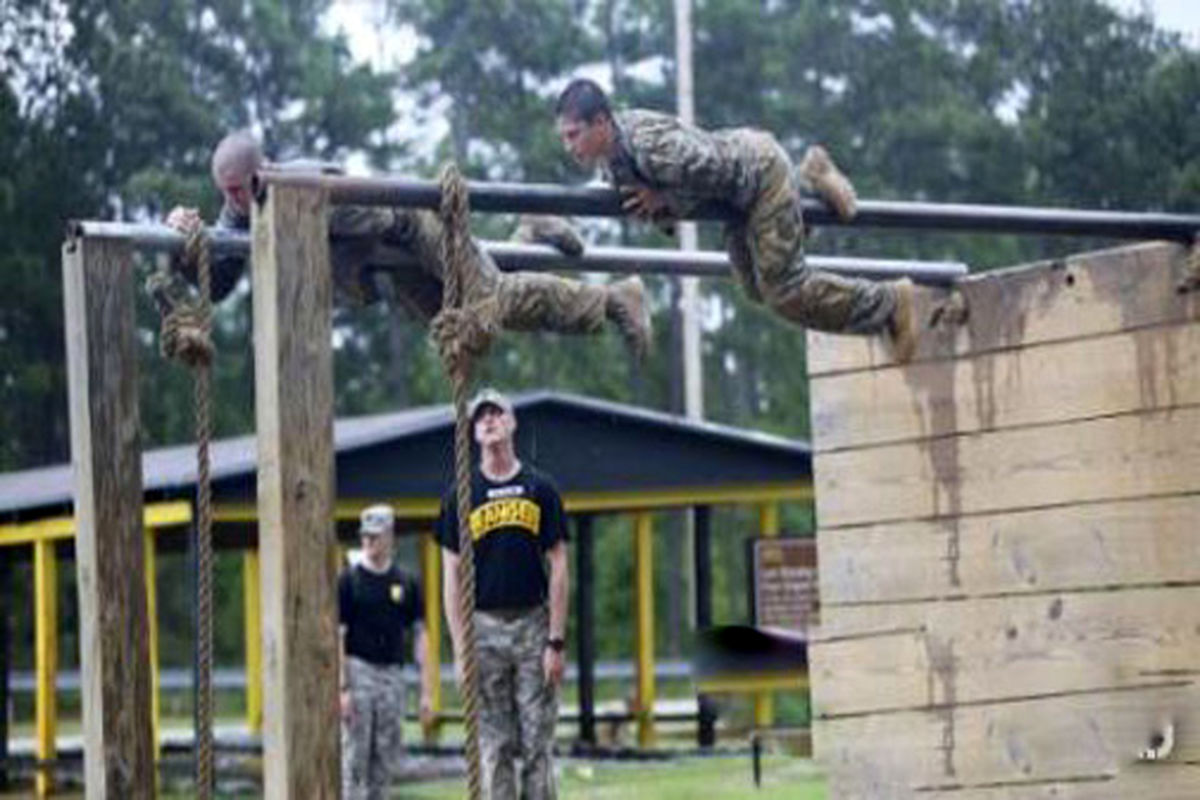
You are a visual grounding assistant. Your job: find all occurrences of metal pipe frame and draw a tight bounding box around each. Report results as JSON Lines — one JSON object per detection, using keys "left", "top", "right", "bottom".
{"left": 255, "top": 171, "right": 1200, "bottom": 242}
{"left": 70, "top": 221, "right": 967, "bottom": 285}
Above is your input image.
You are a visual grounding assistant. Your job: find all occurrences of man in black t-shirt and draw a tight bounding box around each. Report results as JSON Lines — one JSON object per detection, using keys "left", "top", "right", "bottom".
{"left": 339, "top": 504, "right": 432, "bottom": 800}
{"left": 437, "top": 388, "right": 569, "bottom": 800}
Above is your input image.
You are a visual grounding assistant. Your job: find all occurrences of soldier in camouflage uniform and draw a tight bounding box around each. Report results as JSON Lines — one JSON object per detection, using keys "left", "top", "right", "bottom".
{"left": 165, "top": 131, "right": 651, "bottom": 359}
{"left": 339, "top": 504, "right": 432, "bottom": 800}
{"left": 437, "top": 389, "right": 567, "bottom": 800}
{"left": 554, "top": 79, "right": 917, "bottom": 361}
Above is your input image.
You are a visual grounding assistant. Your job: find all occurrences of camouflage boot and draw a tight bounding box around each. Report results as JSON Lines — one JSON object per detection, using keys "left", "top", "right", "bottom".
{"left": 606, "top": 276, "right": 652, "bottom": 361}
{"left": 887, "top": 277, "right": 918, "bottom": 363}
{"left": 798, "top": 145, "right": 858, "bottom": 222}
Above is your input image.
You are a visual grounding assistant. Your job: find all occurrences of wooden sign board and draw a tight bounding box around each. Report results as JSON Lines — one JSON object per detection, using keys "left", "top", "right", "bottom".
{"left": 752, "top": 538, "right": 818, "bottom": 633}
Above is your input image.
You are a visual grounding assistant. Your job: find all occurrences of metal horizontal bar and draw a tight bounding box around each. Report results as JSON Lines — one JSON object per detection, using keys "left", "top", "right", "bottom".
{"left": 68, "top": 220, "right": 967, "bottom": 285}
{"left": 257, "top": 172, "right": 1200, "bottom": 242}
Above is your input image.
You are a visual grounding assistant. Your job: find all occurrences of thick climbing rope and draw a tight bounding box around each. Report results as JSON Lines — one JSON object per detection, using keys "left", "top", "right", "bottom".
{"left": 433, "top": 164, "right": 489, "bottom": 800}
{"left": 147, "top": 227, "right": 215, "bottom": 799}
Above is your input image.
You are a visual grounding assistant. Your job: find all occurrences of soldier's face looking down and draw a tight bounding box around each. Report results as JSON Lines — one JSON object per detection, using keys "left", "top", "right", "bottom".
{"left": 359, "top": 529, "right": 392, "bottom": 566}
{"left": 215, "top": 165, "right": 254, "bottom": 216}
{"left": 473, "top": 404, "right": 516, "bottom": 448}
{"left": 557, "top": 114, "right": 612, "bottom": 169}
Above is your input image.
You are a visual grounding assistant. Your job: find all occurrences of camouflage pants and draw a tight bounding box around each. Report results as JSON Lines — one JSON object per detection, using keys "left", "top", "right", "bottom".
{"left": 341, "top": 657, "right": 406, "bottom": 800}
{"left": 474, "top": 606, "right": 559, "bottom": 800}
{"left": 725, "top": 134, "right": 895, "bottom": 334}
{"left": 333, "top": 206, "right": 607, "bottom": 334}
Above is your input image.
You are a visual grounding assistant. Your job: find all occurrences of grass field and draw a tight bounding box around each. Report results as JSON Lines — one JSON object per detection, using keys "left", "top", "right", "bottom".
{"left": 393, "top": 756, "right": 825, "bottom": 800}
{"left": 1, "top": 755, "right": 825, "bottom": 799}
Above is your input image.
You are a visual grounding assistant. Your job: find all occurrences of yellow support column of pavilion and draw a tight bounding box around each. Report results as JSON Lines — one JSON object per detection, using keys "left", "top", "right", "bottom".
{"left": 633, "top": 512, "right": 656, "bottom": 748}
{"left": 143, "top": 528, "right": 160, "bottom": 761}
{"left": 34, "top": 539, "right": 58, "bottom": 798}
{"left": 244, "top": 549, "right": 263, "bottom": 736}
{"left": 754, "top": 502, "right": 780, "bottom": 728}
{"left": 419, "top": 532, "right": 442, "bottom": 743}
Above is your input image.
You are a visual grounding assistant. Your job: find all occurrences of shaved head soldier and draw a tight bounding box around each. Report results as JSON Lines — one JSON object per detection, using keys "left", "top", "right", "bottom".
{"left": 555, "top": 78, "right": 917, "bottom": 361}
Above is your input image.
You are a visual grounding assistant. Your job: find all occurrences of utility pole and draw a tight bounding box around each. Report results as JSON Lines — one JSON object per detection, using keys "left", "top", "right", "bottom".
{"left": 675, "top": 0, "right": 703, "bottom": 421}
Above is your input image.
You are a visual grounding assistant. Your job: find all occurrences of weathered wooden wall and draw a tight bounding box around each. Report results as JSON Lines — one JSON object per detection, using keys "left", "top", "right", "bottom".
{"left": 806, "top": 242, "right": 1200, "bottom": 799}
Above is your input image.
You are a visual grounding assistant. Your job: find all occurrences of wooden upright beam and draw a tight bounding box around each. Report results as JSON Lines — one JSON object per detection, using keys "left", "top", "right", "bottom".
{"left": 252, "top": 184, "right": 339, "bottom": 799}
{"left": 633, "top": 512, "right": 656, "bottom": 748}
{"left": 34, "top": 540, "right": 58, "bottom": 798}
{"left": 62, "top": 235, "right": 155, "bottom": 799}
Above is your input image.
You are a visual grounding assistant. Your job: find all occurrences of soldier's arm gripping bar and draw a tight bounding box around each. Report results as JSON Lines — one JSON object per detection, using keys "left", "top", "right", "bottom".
{"left": 255, "top": 171, "right": 1200, "bottom": 243}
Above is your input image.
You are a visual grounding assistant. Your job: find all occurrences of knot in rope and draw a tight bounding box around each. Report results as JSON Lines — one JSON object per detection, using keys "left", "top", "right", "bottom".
{"left": 148, "top": 224, "right": 214, "bottom": 367}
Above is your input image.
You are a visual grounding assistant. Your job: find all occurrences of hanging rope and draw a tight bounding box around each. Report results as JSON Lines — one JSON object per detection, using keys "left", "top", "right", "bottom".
{"left": 146, "top": 225, "right": 215, "bottom": 798}
{"left": 431, "top": 164, "right": 489, "bottom": 800}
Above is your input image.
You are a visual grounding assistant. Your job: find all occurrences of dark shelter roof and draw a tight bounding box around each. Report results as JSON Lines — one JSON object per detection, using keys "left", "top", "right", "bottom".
{"left": 0, "top": 391, "right": 811, "bottom": 521}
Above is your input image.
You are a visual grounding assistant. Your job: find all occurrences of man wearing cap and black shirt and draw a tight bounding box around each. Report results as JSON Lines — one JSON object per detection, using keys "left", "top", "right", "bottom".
{"left": 437, "top": 388, "right": 569, "bottom": 800}
{"left": 339, "top": 504, "right": 432, "bottom": 800}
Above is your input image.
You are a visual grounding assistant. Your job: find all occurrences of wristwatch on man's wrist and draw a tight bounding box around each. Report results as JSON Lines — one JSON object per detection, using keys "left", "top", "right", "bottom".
{"left": 546, "top": 637, "right": 565, "bottom": 653}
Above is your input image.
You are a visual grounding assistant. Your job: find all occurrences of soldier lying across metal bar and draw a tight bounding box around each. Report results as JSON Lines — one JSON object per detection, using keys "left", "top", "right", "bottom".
{"left": 554, "top": 78, "right": 917, "bottom": 361}
{"left": 164, "top": 131, "right": 651, "bottom": 359}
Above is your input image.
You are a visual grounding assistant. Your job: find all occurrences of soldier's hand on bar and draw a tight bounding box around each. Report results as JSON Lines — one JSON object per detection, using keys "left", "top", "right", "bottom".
{"left": 340, "top": 687, "right": 355, "bottom": 721}
{"left": 620, "top": 186, "right": 668, "bottom": 221}
{"left": 165, "top": 205, "right": 204, "bottom": 237}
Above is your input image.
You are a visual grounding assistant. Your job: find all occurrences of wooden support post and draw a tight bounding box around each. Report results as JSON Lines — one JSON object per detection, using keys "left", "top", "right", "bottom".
{"left": 575, "top": 515, "right": 596, "bottom": 747}
{"left": 62, "top": 235, "right": 155, "bottom": 799}
{"left": 252, "top": 183, "right": 339, "bottom": 799}
{"left": 633, "top": 512, "right": 656, "bottom": 748}
{"left": 143, "top": 529, "right": 160, "bottom": 760}
{"left": 34, "top": 540, "right": 58, "bottom": 798}
{"left": 754, "top": 503, "right": 780, "bottom": 729}
{"left": 243, "top": 550, "right": 263, "bottom": 736}
{"left": 418, "top": 532, "right": 442, "bottom": 743}
{"left": 693, "top": 505, "right": 717, "bottom": 747}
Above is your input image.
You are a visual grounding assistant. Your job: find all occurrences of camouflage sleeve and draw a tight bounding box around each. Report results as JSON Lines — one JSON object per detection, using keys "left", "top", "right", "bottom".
{"left": 629, "top": 123, "right": 733, "bottom": 197}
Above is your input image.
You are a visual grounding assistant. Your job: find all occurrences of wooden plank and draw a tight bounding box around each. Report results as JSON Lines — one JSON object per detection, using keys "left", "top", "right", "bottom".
{"left": 810, "top": 587, "right": 1200, "bottom": 717}
{"left": 819, "top": 494, "right": 1200, "bottom": 605}
{"left": 913, "top": 767, "right": 1200, "bottom": 800}
{"left": 62, "top": 235, "right": 155, "bottom": 799}
{"left": 252, "top": 184, "right": 339, "bottom": 799}
{"left": 807, "top": 242, "right": 1197, "bottom": 376}
{"left": 811, "top": 321, "right": 1200, "bottom": 452}
{"left": 815, "top": 682, "right": 1200, "bottom": 798}
{"left": 814, "top": 405, "right": 1200, "bottom": 528}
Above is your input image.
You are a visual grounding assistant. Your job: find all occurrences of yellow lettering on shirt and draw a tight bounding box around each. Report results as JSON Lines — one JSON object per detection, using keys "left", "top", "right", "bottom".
{"left": 468, "top": 498, "right": 542, "bottom": 542}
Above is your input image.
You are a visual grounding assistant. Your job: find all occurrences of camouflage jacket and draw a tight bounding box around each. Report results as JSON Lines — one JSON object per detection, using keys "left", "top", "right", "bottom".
{"left": 606, "top": 109, "right": 770, "bottom": 216}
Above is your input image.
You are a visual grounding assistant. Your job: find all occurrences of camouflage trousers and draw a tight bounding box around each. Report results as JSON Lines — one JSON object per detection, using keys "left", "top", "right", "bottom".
{"left": 330, "top": 206, "right": 607, "bottom": 334}
{"left": 724, "top": 133, "right": 895, "bottom": 334}
{"left": 341, "top": 657, "right": 406, "bottom": 800}
{"left": 474, "top": 606, "right": 559, "bottom": 800}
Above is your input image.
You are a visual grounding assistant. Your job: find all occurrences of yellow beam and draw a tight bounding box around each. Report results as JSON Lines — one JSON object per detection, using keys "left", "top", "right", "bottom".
{"left": 210, "top": 482, "right": 812, "bottom": 523}
{"left": 755, "top": 502, "right": 781, "bottom": 728}
{"left": 243, "top": 550, "right": 263, "bottom": 736}
{"left": 696, "top": 671, "right": 810, "bottom": 695}
{"left": 34, "top": 539, "right": 58, "bottom": 798}
{"left": 0, "top": 501, "right": 192, "bottom": 547}
{"left": 144, "top": 528, "right": 160, "bottom": 760}
{"left": 633, "top": 512, "right": 656, "bottom": 748}
{"left": 419, "top": 532, "right": 442, "bottom": 743}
